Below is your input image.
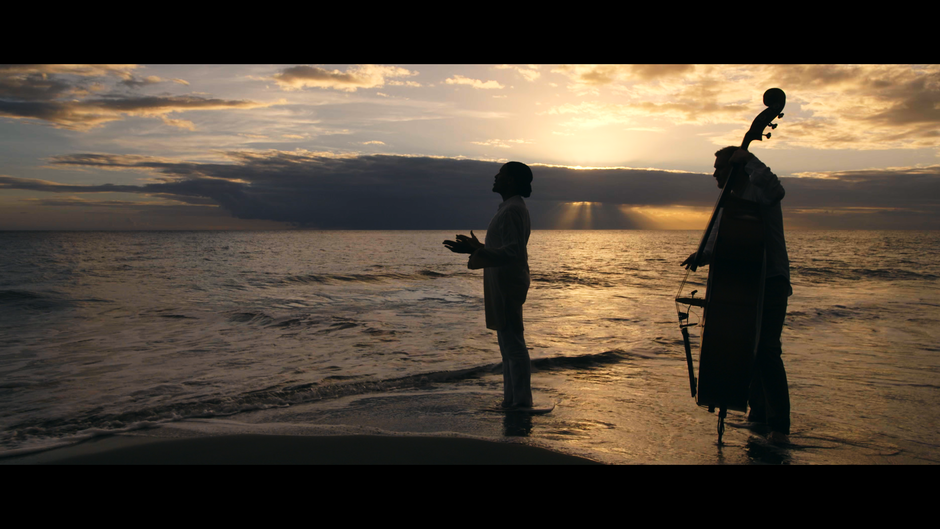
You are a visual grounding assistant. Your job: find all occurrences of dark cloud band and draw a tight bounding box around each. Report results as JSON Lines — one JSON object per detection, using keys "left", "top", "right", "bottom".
{"left": 3, "top": 151, "right": 939, "bottom": 229}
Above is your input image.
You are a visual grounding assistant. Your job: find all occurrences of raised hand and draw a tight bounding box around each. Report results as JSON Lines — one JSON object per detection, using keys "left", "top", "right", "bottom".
{"left": 443, "top": 230, "right": 483, "bottom": 254}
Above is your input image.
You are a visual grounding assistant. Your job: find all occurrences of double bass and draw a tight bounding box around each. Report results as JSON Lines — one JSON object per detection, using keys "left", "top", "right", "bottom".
{"left": 675, "top": 88, "right": 786, "bottom": 443}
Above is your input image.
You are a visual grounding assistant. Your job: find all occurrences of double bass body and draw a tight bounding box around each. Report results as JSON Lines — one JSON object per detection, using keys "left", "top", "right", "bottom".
{"left": 696, "top": 195, "right": 765, "bottom": 413}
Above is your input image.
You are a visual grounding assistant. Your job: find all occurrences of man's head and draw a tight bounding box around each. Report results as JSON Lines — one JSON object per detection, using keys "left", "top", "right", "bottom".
{"left": 493, "top": 161, "right": 533, "bottom": 198}
{"left": 713, "top": 146, "right": 739, "bottom": 190}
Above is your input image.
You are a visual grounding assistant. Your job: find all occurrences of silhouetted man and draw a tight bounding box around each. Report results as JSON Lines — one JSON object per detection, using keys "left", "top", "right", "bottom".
{"left": 682, "top": 147, "right": 792, "bottom": 444}
{"left": 444, "top": 161, "right": 533, "bottom": 409}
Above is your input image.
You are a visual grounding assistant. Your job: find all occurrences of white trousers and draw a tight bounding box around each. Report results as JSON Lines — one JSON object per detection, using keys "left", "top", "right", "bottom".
{"left": 496, "top": 321, "right": 532, "bottom": 407}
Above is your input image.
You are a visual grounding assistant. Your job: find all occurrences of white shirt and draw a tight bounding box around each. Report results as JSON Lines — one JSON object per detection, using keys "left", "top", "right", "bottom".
{"left": 468, "top": 195, "right": 531, "bottom": 330}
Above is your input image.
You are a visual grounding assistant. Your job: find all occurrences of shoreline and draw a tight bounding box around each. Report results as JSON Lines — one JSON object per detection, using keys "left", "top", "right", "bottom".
{"left": 3, "top": 433, "right": 602, "bottom": 465}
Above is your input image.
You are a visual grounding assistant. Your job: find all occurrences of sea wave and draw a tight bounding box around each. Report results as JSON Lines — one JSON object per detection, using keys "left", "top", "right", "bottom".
{"left": 793, "top": 265, "right": 938, "bottom": 283}
{"left": 0, "top": 348, "right": 650, "bottom": 452}
{"left": 531, "top": 271, "right": 615, "bottom": 289}
{"left": 280, "top": 269, "right": 461, "bottom": 285}
{"left": 0, "top": 288, "right": 111, "bottom": 311}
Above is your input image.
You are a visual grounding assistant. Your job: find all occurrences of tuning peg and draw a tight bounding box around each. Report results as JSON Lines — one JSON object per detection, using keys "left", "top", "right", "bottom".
{"left": 764, "top": 132, "right": 772, "bottom": 139}
{"left": 769, "top": 123, "right": 777, "bottom": 129}
{"left": 778, "top": 113, "right": 784, "bottom": 119}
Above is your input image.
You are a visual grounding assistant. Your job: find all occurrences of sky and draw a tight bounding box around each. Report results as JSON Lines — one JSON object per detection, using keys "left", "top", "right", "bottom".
{"left": 1, "top": 63, "right": 938, "bottom": 230}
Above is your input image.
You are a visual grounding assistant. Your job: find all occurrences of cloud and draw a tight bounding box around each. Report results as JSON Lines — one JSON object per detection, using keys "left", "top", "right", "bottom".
{"left": 0, "top": 72, "right": 79, "bottom": 101}
{"left": 444, "top": 75, "right": 504, "bottom": 90}
{"left": 551, "top": 64, "right": 695, "bottom": 88}
{"left": 470, "top": 138, "right": 533, "bottom": 148}
{"left": 21, "top": 196, "right": 196, "bottom": 208}
{"left": 0, "top": 95, "right": 269, "bottom": 131}
{"left": 495, "top": 64, "right": 540, "bottom": 82}
{"left": 387, "top": 80, "right": 421, "bottom": 87}
{"left": 271, "top": 65, "right": 419, "bottom": 92}
{"left": 4, "top": 152, "right": 713, "bottom": 228}
{"left": 542, "top": 65, "right": 751, "bottom": 130}
{"left": 540, "top": 64, "right": 940, "bottom": 150}
{"left": 544, "top": 100, "right": 748, "bottom": 129}
{"left": 5, "top": 151, "right": 940, "bottom": 230}
{"left": 0, "top": 173, "right": 173, "bottom": 193}
{"left": 0, "top": 64, "right": 270, "bottom": 131}
{"left": 0, "top": 65, "right": 180, "bottom": 99}
{"left": 753, "top": 65, "right": 940, "bottom": 150}
{"left": 0, "top": 64, "right": 140, "bottom": 79}
{"left": 121, "top": 75, "right": 190, "bottom": 89}
{"left": 784, "top": 165, "right": 940, "bottom": 208}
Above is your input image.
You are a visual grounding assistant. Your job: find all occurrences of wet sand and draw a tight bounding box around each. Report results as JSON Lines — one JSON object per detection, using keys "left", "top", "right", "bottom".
{"left": 3, "top": 373, "right": 928, "bottom": 465}
{"left": 6, "top": 433, "right": 600, "bottom": 465}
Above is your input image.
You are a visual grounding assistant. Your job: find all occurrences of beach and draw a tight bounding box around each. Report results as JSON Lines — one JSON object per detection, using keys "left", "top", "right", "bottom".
{"left": 2, "top": 370, "right": 919, "bottom": 465}
{"left": 9, "top": 434, "right": 598, "bottom": 465}
{"left": 2, "top": 379, "right": 606, "bottom": 464}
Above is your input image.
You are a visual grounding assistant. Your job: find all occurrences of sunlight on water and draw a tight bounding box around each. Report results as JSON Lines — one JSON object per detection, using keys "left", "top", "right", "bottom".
{"left": 621, "top": 205, "right": 713, "bottom": 230}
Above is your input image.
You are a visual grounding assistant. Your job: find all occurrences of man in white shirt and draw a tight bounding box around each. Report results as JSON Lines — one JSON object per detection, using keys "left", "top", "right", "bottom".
{"left": 444, "top": 162, "right": 533, "bottom": 409}
{"left": 682, "top": 147, "right": 792, "bottom": 444}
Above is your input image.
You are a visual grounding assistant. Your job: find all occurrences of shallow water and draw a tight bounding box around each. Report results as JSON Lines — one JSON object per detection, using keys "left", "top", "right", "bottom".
{"left": 1, "top": 230, "right": 938, "bottom": 463}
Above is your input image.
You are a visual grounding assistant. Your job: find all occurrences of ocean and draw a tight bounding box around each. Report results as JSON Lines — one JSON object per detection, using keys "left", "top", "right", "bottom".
{"left": 1, "top": 230, "right": 938, "bottom": 464}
